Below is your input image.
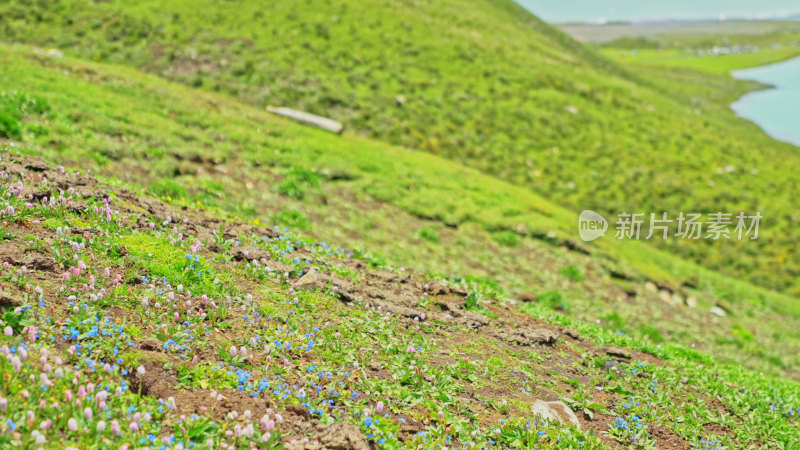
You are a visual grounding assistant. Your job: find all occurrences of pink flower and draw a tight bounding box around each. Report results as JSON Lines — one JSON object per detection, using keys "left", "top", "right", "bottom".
{"left": 84, "top": 407, "right": 93, "bottom": 420}
{"left": 111, "top": 420, "right": 121, "bottom": 435}
{"left": 68, "top": 418, "right": 78, "bottom": 431}
{"left": 3, "top": 326, "right": 12, "bottom": 336}
{"left": 376, "top": 401, "right": 385, "bottom": 413}
{"left": 96, "top": 420, "right": 106, "bottom": 432}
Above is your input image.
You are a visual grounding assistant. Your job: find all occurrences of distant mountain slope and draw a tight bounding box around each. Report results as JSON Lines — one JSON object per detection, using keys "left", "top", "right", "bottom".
{"left": 1, "top": 0, "right": 799, "bottom": 294}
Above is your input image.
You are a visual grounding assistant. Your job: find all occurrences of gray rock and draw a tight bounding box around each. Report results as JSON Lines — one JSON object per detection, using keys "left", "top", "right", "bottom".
{"left": 531, "top": 400, "right": 580, "bottom": 428}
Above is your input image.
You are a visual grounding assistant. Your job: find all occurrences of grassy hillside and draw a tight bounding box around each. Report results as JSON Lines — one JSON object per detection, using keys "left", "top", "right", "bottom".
{"left": 2, "top": 44, "right": 800, "bottom": 383}
{"left": 3, "top": 0, "right": 800, "bottom": 295}
{"left": 0, "top": 153, "right": 799, "bottom": 448}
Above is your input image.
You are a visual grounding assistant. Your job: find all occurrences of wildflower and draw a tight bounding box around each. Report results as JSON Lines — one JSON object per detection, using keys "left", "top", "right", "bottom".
{"left": 10, "top": 355, "right": 22, "bottom": 372}
{"left": 111, "top": 420, "right": 121, "bottom": 435}
{"left": 68, "top": 418, "right": 78, "bottom": 432}
{"left": 376, "top": 401, "right": 385, "bottom": 413}
{"left": 96, "top": 421, "right": 106, "bottom": 432}
{"left": 3, "top": 326, "right": 12, "bottom": 336}
{"left": 230, "top": 345, "right": 237, "bottom": 357}
{"left": 137, "top": 365, "right": 146, "bottom": 376}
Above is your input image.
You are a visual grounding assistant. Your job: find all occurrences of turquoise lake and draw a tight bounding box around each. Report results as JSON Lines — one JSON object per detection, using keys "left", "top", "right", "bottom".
{"left": 731, "top": 56, "right": 800, "bottom": 147}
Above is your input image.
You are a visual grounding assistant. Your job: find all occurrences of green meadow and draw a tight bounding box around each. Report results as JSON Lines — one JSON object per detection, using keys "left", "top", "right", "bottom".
{"left": 1, "top": 0, "right": 800, "bottom": 447}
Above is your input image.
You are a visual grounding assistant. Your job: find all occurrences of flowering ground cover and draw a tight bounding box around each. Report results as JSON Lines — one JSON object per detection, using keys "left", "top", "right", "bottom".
{"left": 2, "top": 44, "right": 799, "bottom": 384}
{"left": 1, "top": 153, "right": 798, "bottom": 448}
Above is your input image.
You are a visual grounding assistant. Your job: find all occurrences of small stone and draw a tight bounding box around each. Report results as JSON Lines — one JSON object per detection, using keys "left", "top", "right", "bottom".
{"left": 531, "top": 400, "right": 580, "bottom": 428}
{"left": 710, "top": 306, "right": 726, "bottom": 317}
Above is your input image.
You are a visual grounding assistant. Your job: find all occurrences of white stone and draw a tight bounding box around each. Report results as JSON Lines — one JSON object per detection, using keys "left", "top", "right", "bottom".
{"left": 531, "top": 400, "right": 580, "bottom": 428}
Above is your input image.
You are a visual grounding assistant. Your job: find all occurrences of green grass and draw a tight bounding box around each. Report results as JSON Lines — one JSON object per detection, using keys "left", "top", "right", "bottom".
{"left": 602, "top": 47, "right": 800, "bottom": 74}
{"left": 1, "top": 156, "right": 799, "bottom": 448}
{"left": 1, "top": 43, "right": 799, "bottom": 379}
{"left": 3, "top": 1, "right": 800, "bottom": 294}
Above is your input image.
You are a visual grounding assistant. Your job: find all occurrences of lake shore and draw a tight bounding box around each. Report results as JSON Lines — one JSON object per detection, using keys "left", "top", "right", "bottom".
{"left": 731, "top": 55, "right": 800, "bottom": 146}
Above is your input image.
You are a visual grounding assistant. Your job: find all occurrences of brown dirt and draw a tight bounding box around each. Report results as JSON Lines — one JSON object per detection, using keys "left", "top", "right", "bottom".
{"left": 0, "top": 155, "right": 737, "bottom": 448}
